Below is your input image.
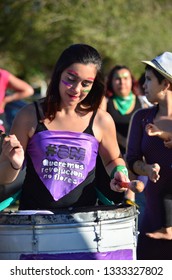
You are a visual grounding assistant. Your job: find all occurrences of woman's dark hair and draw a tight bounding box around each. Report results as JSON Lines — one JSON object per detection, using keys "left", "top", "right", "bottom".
{"left": 43, "top": 44, "right": 105, "bottom": 120}
{"left": 145, "top": 65, "right": 165, "bottom": 84}
{"left": 106, "top": 65, "right": 138, "bottom": 97}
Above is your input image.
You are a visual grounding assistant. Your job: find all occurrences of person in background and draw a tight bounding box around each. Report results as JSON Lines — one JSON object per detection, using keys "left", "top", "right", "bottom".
{"left": 126, "top": 52, "right": 172, "bottom": 259}
{"left": 144, "top": 120, "right": 172, "bottom": 239}
{"left": 105, "top": 65, "right": 144, "bottom": 154}
{"left": 95, "top": 65, "right": 148, "bottom": 207}
{"left": 132, "top": 71, "right": 153, "bottom": 228}
{"left": 137, "top": 73, "right": 153, "bottom": 107}
{"left": 0, "top": 68, "right": 34, "bottom": 132}
{"left": 0, "top": 44, "right": 131, "bottom": 210}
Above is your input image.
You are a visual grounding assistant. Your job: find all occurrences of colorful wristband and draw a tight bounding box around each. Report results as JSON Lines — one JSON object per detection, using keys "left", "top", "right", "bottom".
{"left": 110, "top": 165, "right": 128, "bottom": 179}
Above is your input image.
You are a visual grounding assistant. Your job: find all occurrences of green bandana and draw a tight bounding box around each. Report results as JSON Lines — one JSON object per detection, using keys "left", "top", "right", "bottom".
{"left": 113, "top": 92, "right": 134, "bottom": 115}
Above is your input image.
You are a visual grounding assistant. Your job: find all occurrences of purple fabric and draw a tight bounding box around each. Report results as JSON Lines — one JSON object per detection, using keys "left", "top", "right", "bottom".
{"left": 126, "top": 106, "right": 172, "bottom": 233}
{"left": 20, "top": 249, "right": 133, "bottom": 260}
{"left": 127, "top": 106, "right": 172, "bottom": 259}
{"left": 27, "top": 130, "right": 99, "bottom": 201}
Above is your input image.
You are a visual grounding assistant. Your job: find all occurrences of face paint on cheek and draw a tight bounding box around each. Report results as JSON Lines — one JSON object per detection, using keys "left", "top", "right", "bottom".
{"left": 61, "top": 80, "right": 72, "bottom": 87}
{"left": 82, "top": 89, "right": 90, "bottom": 93}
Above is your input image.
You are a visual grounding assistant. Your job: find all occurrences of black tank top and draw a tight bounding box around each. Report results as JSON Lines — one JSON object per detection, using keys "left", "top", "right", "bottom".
{"left": 34, "top": 100, "right": 96, "bottom": 136}
{"left": 107, "top": 96, "right": 142, "bottom": 154}
{"left": 19, "top": 101, "right": 98, "bottom": 210}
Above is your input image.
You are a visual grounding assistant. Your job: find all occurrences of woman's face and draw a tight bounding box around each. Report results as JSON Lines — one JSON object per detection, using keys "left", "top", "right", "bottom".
{"left": 111, "top": 68, "right": 132, "bottom": 97}
{"left": 143, "top": 69, "right": 165, "bottom": 104}
{"left": 59, "top": 63, "right": 97, "bottom": 108}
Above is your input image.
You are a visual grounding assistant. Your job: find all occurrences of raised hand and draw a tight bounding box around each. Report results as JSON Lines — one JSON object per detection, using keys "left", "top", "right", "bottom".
{"left": 1, "top": 134, "right": 24, "bottom": 169}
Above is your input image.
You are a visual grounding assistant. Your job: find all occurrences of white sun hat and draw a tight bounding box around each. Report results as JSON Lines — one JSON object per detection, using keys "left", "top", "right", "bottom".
{"left": 142, "top": 52, "right": 172, "bottom": 83}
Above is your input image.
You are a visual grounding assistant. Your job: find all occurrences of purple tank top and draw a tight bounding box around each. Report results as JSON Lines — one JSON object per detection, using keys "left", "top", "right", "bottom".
{"left": 27, "top": 130, "right": 99, "bottom": 200}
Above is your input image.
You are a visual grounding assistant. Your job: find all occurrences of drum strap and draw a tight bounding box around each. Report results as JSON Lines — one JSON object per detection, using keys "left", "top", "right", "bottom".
{"left": 95, "top": 187, "right": 115, "bottom": 206}
{"left": 0, "top": 189, "right": 21, "bottom": 211}
{"left": 95, "top": 187, "right": 139, "bottom": 208}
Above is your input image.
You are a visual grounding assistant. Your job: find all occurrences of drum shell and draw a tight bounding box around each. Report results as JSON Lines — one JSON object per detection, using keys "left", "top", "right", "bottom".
{"left": 0, "top": 206, "right": 138, "bottom": 260}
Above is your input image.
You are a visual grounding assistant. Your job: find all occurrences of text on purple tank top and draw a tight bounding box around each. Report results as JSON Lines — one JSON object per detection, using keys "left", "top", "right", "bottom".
{"left": 27, "top": 130, "right": 99, "bottom": 200}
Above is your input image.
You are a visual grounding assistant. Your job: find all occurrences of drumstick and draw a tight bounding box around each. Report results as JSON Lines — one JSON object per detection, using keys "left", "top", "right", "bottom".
{"left": 118, "top": 180, "right": 144, "bottom": 193}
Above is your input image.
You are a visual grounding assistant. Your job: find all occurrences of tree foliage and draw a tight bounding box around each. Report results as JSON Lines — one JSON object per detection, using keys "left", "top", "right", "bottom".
{"left": 0, "top": 0, "right": 172, "bottom": 81}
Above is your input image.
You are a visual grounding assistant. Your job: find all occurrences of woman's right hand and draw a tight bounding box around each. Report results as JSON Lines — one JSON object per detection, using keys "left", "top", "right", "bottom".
{"left": 110, "top": 171, "right": 130, "bottom": 192}
{"left": 2, "top": 134, "right": 24, "bottom": 169}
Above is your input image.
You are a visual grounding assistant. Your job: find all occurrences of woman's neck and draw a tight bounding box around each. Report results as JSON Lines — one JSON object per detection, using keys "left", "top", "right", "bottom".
{"left": 158, "top": 98, "right": 172, "bottom": 118}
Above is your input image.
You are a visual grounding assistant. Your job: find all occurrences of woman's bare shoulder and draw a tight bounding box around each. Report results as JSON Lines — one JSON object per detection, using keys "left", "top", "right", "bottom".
{"left": 93, "top": 109, "right": 116, "bottom": 142}
{"left": 14, "top": 102, "right": 36, "bottom": 119}
{"left": 10, "top": 102, "right": 38, "bottom": 136}
{"left": 96, "top": 108, "right": 115, "bottom": 126}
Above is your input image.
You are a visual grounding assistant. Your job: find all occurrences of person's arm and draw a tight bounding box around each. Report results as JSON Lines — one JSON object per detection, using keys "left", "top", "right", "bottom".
{"left": 126, "top": 109, "right": 160, "bottom": 183}
{"left": 160, "top": 131, "right": 172, "bottom": 141}
{"left": 97, "top": 110, "right": 129, "bottom": 192}
{"left": 164, "top": 138, "right": 172, "bottom": 148}
{"left": 146, "top": 119, "right": 172, "bottom": 149}
{"left": 99, "top": 112, "right": 140, "bottom": 198}
{"left": 146, "top": 123, "right": 172, "bottom": 141}
{"left": 0, "top": 103, "right": 35, "bottom": 184}
{"left": 0, "top": 134, "right": 24, "bottom": 183}
{"left": 99, "top": 96, "right": 107, "bottom": 111}
{"left": 1, "top": 73, "right": 34, "bottom": 110}
{"left": 132, "top": 161, "right": 160, "bottom": 183}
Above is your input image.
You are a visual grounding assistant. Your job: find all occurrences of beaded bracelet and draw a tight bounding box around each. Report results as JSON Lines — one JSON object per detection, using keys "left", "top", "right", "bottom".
{"left": 10, "top": 162, "right": 21, "bottom": 170}
{"left": 110, "top": 165, "right": 128, "bottom": 179}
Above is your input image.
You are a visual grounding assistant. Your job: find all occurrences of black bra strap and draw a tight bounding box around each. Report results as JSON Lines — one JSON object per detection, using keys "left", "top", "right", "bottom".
{"left": 83, "top": 110, "right": 97, "bottom": 135}
{"left": 89, "top": 110, "right": 97, "bottom": 128}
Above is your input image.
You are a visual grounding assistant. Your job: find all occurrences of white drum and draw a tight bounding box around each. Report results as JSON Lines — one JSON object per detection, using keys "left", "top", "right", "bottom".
{"left": 0, "top": 205, "right": 138, "bottom": 260}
